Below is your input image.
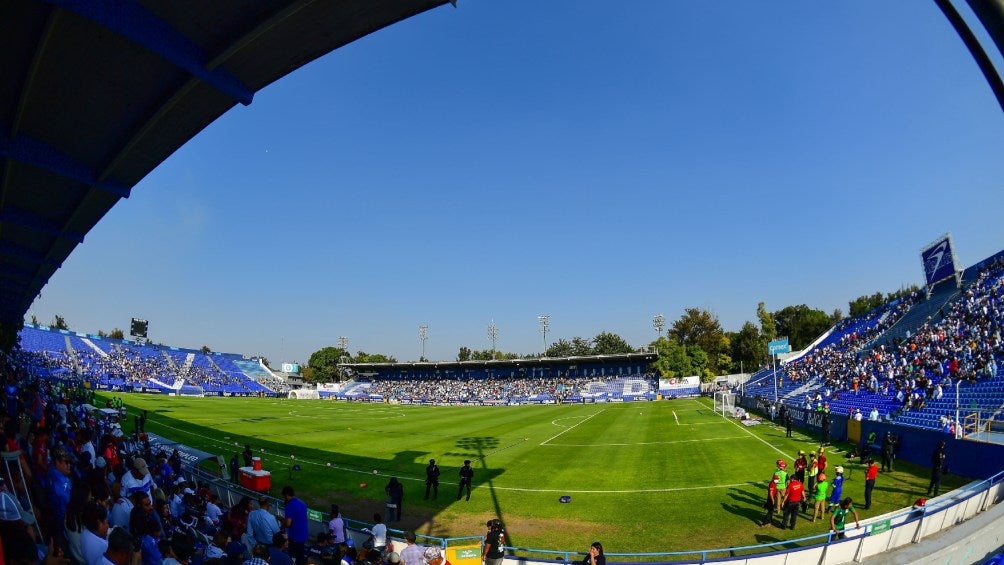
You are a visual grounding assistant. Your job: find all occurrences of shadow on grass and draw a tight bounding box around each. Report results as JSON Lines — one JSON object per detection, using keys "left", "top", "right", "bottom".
{"left": 134, "top": 404, "right": 505, "bottom": 537}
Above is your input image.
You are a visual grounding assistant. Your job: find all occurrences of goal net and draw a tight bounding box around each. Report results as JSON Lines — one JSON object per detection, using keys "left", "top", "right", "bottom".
{"left": 714, "top": 391, "right": 736, "bottom": 417}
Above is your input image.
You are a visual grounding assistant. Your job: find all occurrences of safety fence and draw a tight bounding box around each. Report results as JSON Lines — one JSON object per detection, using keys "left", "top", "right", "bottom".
{"left": 182, "top": 454, "right": 1004, "bottom": 564}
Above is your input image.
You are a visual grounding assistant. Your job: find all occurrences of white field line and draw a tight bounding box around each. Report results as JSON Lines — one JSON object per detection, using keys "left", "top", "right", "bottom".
{"left": 145, "top": 409, "right": 757, "bottom": 495}
{"left": 692, "top": 399, "right": 793, "bottom": 460}
{"left": 544, "top": 435, "right": 748, "bottom": 447}
{"left": 673, "top": 411, "right": 679, "bottom": 425}
{"left": 540, "top": 409, "right": 605, "bottom": 445}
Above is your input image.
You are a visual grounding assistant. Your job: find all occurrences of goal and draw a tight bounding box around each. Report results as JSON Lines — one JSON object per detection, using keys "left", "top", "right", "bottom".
{"left": 714, "top": 391, "right": 736, "bottom": 417}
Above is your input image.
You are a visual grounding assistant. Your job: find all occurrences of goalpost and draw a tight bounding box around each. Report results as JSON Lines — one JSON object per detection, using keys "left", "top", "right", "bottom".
{"left": 714, "top": 391, "right": 736, "bottom": 417}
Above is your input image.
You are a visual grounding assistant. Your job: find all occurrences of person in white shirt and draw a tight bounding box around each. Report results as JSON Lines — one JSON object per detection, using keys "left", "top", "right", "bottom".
{"left": 328, "top": 504, "right": 346, "bottom": 544}
{"left": 869, "top": 407, "right": 880, "bottom": 421}
{"left": 80, "top": 501, "right": 110, "bottom": 565}
{"left": 120, "top": 458, "right": 153, "bottom": 498}
{"left": 370, "top": 513, "right": 387, "bottom": 554}
{"left": 205, "top": 494, "right": 224, "bottom": 528}
{"left": 109, "top": 490, "right": 134, "bottom": 530}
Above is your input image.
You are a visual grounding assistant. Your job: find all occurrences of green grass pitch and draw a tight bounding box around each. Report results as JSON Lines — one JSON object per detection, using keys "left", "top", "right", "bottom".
{"left": 113, "top": 394, "right": 965, "bottom": 557}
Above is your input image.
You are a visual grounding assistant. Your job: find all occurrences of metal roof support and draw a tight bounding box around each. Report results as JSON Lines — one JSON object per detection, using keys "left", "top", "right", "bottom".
{"left": 936, "top": 0, "right": 1004, "bottom": 114}
{"left": 45, "top": 0, "right": 254, "bottom": 106}
{"left": 0, "top": 240, "right": 59, "bottom": 266}
{"left": 0, "top": 205, "right": 84, "bottom": 243}
{"left": 0, "top": 134, "right": 130, "bottom": 199}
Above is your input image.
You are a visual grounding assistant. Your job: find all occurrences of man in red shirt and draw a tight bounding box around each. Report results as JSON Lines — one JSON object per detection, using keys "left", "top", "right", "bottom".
{"left": 864, "top": 458, "right": 878, "bottom": 509}
{"left": 760, "top": 474, "right": 780, "bottom": 527}
{"left": 781, "top": 476, "right": 805, "bottom": 530}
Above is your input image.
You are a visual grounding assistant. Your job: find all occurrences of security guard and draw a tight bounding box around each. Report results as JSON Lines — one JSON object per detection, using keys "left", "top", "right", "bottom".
{"left": 425, "top": 459, "right": 441, "bottom": 500}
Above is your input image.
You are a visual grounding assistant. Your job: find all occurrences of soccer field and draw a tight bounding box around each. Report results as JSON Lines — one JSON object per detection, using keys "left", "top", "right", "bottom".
{"left": 113, "top": 394, "right": 961, "bottom": 556}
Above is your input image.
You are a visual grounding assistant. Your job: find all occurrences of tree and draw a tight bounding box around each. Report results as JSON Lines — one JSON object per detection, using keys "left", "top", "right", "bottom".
{"left": 773, "top": 304, "right": 833, "bottom": 351}
{"left": 354, "top": 351, "right": 397, "bottom": 364}
{"left": 307, "top": 346, "right": 350, "bottom": 382}
{"left": 457, "top": 346, "right": 472, "bottom": 362}
{"left": 109, "top": 328, "right": 124, "bottom": 339}
{"left": 546, "top": 337, "right": 593, "bottom": 357}
{"left": 52, "top": 314, "right": 68, "bottom": 330}
{"left": 649, "top": 337, "right": 693, "bottom": 378}
{"left": 730, "top": 321, "right": 764, "bottom": 373}
{"left": 756, "top": 302, "right": 777, "bottom": 342}
{"left": 592, "top": 331, "right": 635, "bottom": 355}
{"left": 200, "top": 345, "right": 212, "bottom": 354}
{"left": 667, "top": 308, "right": 730, "bottom": 376}
{"left": 300, "top": 366, "right": 317, "bottom": 382}
{"left": 30, "top": 314, "right": 38, "bottom": 325}
{"left": 848, "top": 285, "right": 921, "bottom": 317}
{"left": 97, "top": 330, "right": 108, "bottom": 338}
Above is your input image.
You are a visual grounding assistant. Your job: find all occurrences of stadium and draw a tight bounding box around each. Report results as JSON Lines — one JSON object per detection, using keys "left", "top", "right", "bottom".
{"left": 3, "top": 2, "right": 1004, "bottom": 565}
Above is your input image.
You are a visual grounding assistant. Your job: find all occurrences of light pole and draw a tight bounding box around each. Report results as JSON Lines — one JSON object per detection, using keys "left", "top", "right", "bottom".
{"left": 419, "top": 324, "right": 429, "bottom": 360}
{"left": 337, "top": 336, "right": 348, "bottom": 351}
{"left": 487, "top": 321, "right": 499, "bottom": 355}
{"left": 652, "top": 314, "right": 665, "bottom": 338}
{"left": 538, "top": 315, "right": 550, "bottom": 354}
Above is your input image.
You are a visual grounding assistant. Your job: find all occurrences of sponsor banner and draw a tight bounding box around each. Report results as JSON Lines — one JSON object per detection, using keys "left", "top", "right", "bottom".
{"left": 921, "top": 233, "right": 957, "bottom": 286}
{"left": 768, "top": 338, "right": 790, "bottom": 355}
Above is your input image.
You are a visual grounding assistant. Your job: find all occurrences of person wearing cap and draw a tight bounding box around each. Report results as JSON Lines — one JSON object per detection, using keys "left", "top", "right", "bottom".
{"left": 811, "top": 472, "right": 829, "bottom": 522}
{"left": 759, "top": 472, "right": 780, "bottom": 527}
{"left": 481, "top": 519, "right": 505, "bottom": 565}
{"left": 424, "top": 546, "right": 446, "bottom": 565}
{"left": 828, "top": 466, "right": 846, "bottom": 513}
{"left": 248, "top": 498, "right": 280, "bottom": 547}
{"left": 121, "top": 457, "right": 154, "bottom": 497}
{"left": 424, "top": 459, "right": 441, "bottom": 500}
{"left": 772, "top": 460, "right": 787, "bottom": 514}
{"left": 793, "top": 451, "right": 807, "bottom": 483}
{"left": 457, "top": 460, "right": 474, "bottom": 502}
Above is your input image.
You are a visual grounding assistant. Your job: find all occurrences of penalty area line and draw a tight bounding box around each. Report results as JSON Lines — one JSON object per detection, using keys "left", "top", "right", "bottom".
{"left": 693, "top": 399, "right": 792, "bottom": 461}
{"left": 540, "top": 409, "right": 604, "bottom": 445}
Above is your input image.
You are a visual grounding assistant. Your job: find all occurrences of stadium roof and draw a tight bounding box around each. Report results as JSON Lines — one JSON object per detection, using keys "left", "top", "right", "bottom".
{"left": 341, "top": 352, "right": 658, "bottom": 371}
{"left": 0, "top": 0, "right": 451, "bottom": 325}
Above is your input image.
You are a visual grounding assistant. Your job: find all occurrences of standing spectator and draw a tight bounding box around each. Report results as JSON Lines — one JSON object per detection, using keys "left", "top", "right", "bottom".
{"left": 385, "top": 478, "right": 404, "bottom": 522}
{"left": 784, "top": 410, "right": 793, "bottom": 438}
{"left": 400, "top": 531, "right": 423, "bottom": 565}
{"left": 243, "top": 445, "right": 254, "bottom": 468}
{"left": 928, "top": 441, "right": 948, "bottom": 497}
{"left": 881, "top": 433, "right": 896, "bottom": 472}
{"left": 828, "top": 466, "right": 845, "bottom": 512}
{"left": 759, "top": 473, "right": 780, "bottom": 528}
{"left": 248, "top": 498, "right": 280, "bottom": 548}
{"left": 282, "top": 486, "right": 309, "bottom": 565}
{"left": 864, "top": 459, "right": 878, "bottom": 510}
{"left": 47, "top": 447, "right": 74, "bottom": 538}
{"left": 104, "top": 526, "right": 137, "bottom": 565}
{"left": 830, "top": 498, "right": 860, "bottom": 540}
{"left": 482, "top": 519, "right": 505, "bottom": 565}
{"left": 230, "top": 454, "right": 241, "bottom": 483}
{"left": 793, "top": 451, "right": 807, "bottom": 483}
{"left": 328, "top": 504, "right": 346, "bottom": 545}
{"left": 811, "top": 473, "right": 828, "bottom": 522}
{"left": 457, "top": 460, "right": 474, "bottom": 502}
{"left": 780, "top": 475, "right": 805, "bottom": 530}
{"left": 821, "top": 413, "right": 831, "bottom": 446}
{"left": 424, "top": 460, "right": 440, "bottom": 500}
{"left": 370, "top": 514, "right": 387, "bottom": 555}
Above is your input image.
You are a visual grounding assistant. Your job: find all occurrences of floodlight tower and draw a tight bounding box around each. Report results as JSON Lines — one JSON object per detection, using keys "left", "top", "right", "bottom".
{"left": 337, "top": 336, "right": 348, "bottom": 351}
{"left": 419, "top": 324, "right": 429, "bottom": 360}
{"left": 487, "top": 321, "right": 499, "bottom": 355}
{"left": 653, "top": 314, "right": 665, "bottom": 338}
{"left": 538, "top": 315, "right": 550, "bottom": 353}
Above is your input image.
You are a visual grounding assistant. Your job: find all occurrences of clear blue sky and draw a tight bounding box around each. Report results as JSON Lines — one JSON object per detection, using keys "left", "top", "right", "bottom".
{"left": 29, "top": 1, "right": 1004, "bottom": 365}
